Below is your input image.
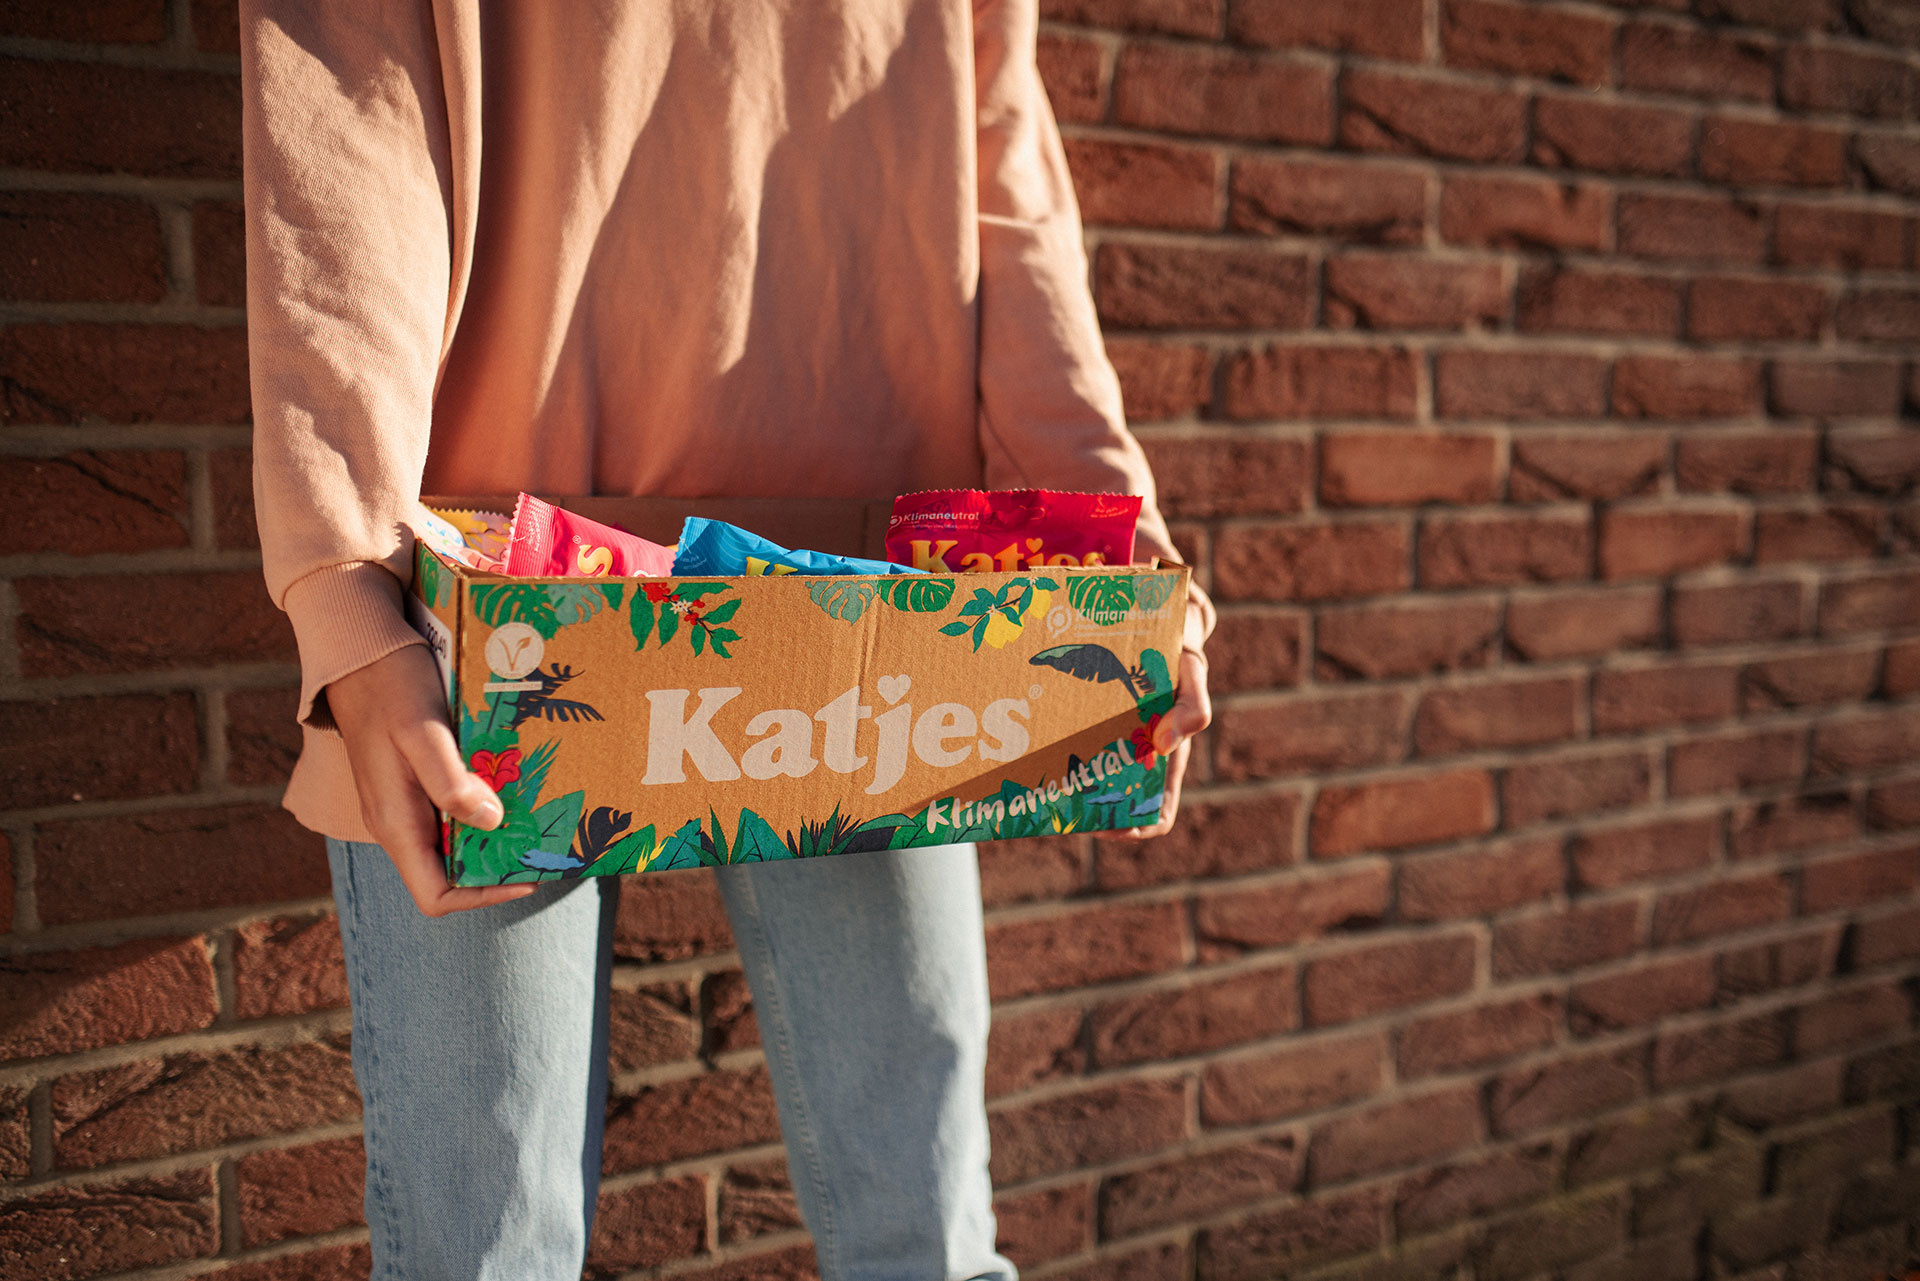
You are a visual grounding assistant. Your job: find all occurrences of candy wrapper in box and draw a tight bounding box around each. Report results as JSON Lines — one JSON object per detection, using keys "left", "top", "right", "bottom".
{"left": 505, "top": 493, "right": 676, "bottom": 578}
{"left": 673, "top": 516, "right": 918, "bottom": 577}
{"left": 886, "top": 489, "right": 1140, "bottom": 573}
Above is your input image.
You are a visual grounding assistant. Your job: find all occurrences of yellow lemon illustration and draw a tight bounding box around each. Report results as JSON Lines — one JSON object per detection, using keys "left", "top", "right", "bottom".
{"left": 982, "top": 588, "right": 1049, "bottom": 649}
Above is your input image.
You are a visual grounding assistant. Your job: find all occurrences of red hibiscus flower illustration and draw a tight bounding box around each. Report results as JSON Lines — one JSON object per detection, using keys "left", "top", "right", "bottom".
{"left": 1129, "top": 714, "right": 1164, "bottom": 769}
{"left": 643, "top": 581, "right": 676, "bottom": 603}
{"left": 470, "top": 747, "right": 522, "bottom": 792}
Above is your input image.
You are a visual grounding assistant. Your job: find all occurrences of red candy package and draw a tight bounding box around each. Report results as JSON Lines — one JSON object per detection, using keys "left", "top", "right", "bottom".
{"left": 504, "top": 492, "right": 675, "bottom": 578}
{"left": 886, "top": 489, "right": 1141, "bottom": 573}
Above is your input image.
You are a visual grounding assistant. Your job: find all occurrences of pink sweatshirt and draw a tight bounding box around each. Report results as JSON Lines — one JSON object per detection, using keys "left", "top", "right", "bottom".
{"left": 241, "top": 0, "right": 1209, "bottom": 841}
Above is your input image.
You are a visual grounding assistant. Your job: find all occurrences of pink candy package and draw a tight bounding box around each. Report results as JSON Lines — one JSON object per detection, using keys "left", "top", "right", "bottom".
{"left": 503, "top": 493, "right": 675, "bottom": 578}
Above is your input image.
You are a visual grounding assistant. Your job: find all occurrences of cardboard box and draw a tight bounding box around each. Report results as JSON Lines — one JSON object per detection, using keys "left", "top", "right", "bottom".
{"left": 408, "top": 497, "right": 1189, "bottom": 886}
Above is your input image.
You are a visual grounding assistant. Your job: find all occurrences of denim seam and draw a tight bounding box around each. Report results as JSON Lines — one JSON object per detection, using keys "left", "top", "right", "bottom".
{"left": 337, "top": 840, "right": 406, "bottom": 1281}
{"left": 730, "top": 868, "right": 842, "bottom": 1279}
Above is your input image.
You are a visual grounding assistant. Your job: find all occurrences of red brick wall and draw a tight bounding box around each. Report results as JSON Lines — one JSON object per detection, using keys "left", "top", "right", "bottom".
{"left": 4, "top": 0, "right": 1920, "bottom": 1278}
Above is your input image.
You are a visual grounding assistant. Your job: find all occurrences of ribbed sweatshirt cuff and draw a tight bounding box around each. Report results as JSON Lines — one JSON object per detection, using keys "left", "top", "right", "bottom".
{"left": 283, "top": 561, "right": 429, "bottom": 732}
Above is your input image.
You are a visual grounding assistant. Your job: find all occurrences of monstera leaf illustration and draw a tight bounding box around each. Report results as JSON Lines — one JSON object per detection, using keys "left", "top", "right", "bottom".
{"left": 879, "top": 577, "right": 954, "bottom": 613}
{"left": 1067, "top": 574, "right": 1136, "bottom": 621}
{"left": 809, "top": 579, "right": 879, "bottom": 622}
{"left": 1134, "top": 573, "right": 1179, "bottom": 613}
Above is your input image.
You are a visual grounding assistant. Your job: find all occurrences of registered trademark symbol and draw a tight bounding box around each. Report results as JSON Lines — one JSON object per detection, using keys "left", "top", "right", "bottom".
{"left": 1029, "top": 684, "right": 1043, "bottom": 699}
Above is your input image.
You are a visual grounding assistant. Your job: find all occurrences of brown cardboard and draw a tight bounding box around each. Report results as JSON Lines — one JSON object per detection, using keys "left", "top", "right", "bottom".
{"left": 409, "top": 498, "right": 1188, "bottom": 885}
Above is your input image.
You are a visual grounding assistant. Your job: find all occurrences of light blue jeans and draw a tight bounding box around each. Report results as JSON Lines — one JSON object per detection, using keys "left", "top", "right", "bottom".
{"left": 327, "top": 837, "right": 1014, "bottom": 1281}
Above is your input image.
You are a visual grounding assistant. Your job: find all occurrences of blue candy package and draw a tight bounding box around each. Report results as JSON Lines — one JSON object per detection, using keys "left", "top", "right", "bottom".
{"left": 672, "top": 516, "right": 921, "bottom": 577}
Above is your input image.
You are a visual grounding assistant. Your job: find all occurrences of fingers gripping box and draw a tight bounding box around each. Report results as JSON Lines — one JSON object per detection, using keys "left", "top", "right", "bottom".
{"left": 405, "top": 506, "right": 1190, "bottom": 887}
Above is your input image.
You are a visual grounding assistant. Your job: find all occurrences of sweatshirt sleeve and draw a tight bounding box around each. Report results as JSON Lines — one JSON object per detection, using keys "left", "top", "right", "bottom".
{"left": 971, "top": 0, "right": 1212, "bottom": 649}
{"left": 240, "top": 0, "right": 455, "bottom": 728}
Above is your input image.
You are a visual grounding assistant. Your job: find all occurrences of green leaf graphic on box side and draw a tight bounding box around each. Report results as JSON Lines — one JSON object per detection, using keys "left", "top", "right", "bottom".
{"left": 730, "top": 809, "right": 786, "bottom": 864}
{"left": 599, "top": 583, "right": 624, "bottom": 610}
{"left": 629, "top": 596, "right": 655, "bottom": 649}
{"left": 1134, "top": 573, "right": 1178, "bottom": 613}
{"left": 657, "top": 601, "right": 679, "bottom": 646}
{"left": 415, "top": 545, "right": 454, "bottom": 609}
{"left": 655, "top": 819, "right": 709, "bottom": 871}
{"left": 1067, "top": 574, "right": 1136, "bottom": 624}
{"left": 1137, "top": 648, "right": 1172, "bottom": 707}
{"left": 473, "top": 583, "right": 563, "bottom": 639}
{"left": 880, "top": 577, "right": 954, "bottom": 613}
{"left": 544, "top": 583, "right": 609, "bottom": 627}
{"left": 808, "top": 579, "right": 878, "bottom": 622}
{"left": 602, "top": 825, "right": 657, "bottom": 876}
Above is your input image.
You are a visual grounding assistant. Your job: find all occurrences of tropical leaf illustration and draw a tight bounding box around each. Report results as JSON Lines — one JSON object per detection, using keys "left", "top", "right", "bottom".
{"left": 506, "top": 664, "right": 604, "bottom": 729}
{"left": 631, "top": 582, "right": 738, "bottom": 655}
{"left": 1134, "top": 573, "right": 1179, "bottom": 613}
{"left": 544, "top": 582, "right": 612, "bottom": 627}
{"left": 571, "top": 805, "right": 633, "bottom": 869}
{"left": 1067, "top": 574, "right": 1136, "bottom": 621}
{"left": 879, "top": 577, "right": 954, "bottom": 613}
{"left": 809, "top": 579, "right": 879, "bottom": 622}
{"left": 1030, "top": 643, "right": 1151, "bottom": 699}
{"left": 472, "top": 583, "right": 564, "bottom": 639}
{"left": 939, "top": 577, "right": 1056, "bottom": 651}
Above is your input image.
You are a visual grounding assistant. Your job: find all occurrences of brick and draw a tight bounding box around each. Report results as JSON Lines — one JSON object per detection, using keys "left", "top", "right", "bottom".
{"left": 0, "top": 692, "right": 198, "bottom": 810}
{"left": 1820, "top": 568, "right": 1920, "bottom": 634}
{"left": 1811, "top": 706, "right": 1920, "bottom": 775}
{"left": 1719, "top": 1058, "right": 1843, "bottom": 1129}
{"left": 1617, "top": 193, "right": 1766, "bottom": 265}
{"left": 1439, "top": 175, "right": 1609, "bottom": 252}
{"left": 1727, "top": 791, "right": 1857, "bottom": 860}
{"left": 1492, "top": 899, "right": 1640, "bottom": 978}
{"left": 1229, "top": 156, "right": 1427, "bottom": 245}
{"left": 1036, "top": 32, "right": 1107, "bottom": 124}
{"left": 1400, "top": 994, "right": 1560, "bottom": 1078}
{"left": 1794, "top": 982, "right": 1912, "bottom": 1056}
{"left": 1107, "top": 341, "right": 1211, "bottom": 422}
{"left": 1214, "top": 689, "right": 1407, "bottom": 781}
{"left": 1504, "top": 748, "right": 1654, "bottom": 828}
{"left": 0, "top": 190, "right": 165, "bottom": 305}
{"left": 1652, "top": 1011, "right": 1787, "bottom": 1088}
{"left": 1323, "top": 254, "right": 1507, "bottom": 332}
{"left": 1202, "top": 1033, "right": 1385, "bottom": 1126}
{"left": 37, "top": 804, "right": 327, "bottom": 927}
{"left": 1045, "top": 1243, "right": 1184, "bottom": 1281}
{"left": 1042, "top": 0, "right": 1221, "bottom": 36}
{"left": 1837, "top": 289, "right": 1920, "bottom": 344}
{"left": 1669, "top": 577, "right": 1805, "bottom": 647}
{"left": 1095, "top": 242, "right": 1311, "bottom": 330}
{"left": 996, "top": 1180, "right": 1092, "bottom": 1266}
{"left": 1688, "top": 277, "right": 1828, "bottom": 343}
{"left": 1322, "top": 432, "right": 1499, "bottom": 507}
{"left": 53, "top": 1038, "right": 358, "bottom": 1169}
{"left": 1, "top": 0, "right": 166, "bottom": 40}
{"left": 1699, "top": 116, "right": 1848, "bottom": 188}
{"left": 5, "top": 448, "right": 191, "bottom": 556}
{"left": 1396, "top": 1143, "right": 1556, "bottom": 1236}
{"left": 1533, "top": 94, "right": 1694, "bottom": 177}
{"left": 0, "top": 834, "right": 11, "bottom": 936}
{"left": 608, "top": 982, "right": 699, "bottom": 1072}
{"left": 586, "top": 1177, "right": 706, "bottom": 1272}
{"left": 1718, "top": 923, "right": 1840, "bottom": 999}
{"left": 1835, "top": 1163, "right": 1920, "bottom": 1238}
{"left": 1419, "top": 510, "right": 1592, "bottom": 588}
{"left": 1667, "top": 725, "right": 1804, "bottom": 797}
{"left": 718, "top": 1158, "right": 800, "bottom": 1243}
{"left": 1511, "top": 433, "right": 1665, "bottom": 502}
{"left": 1781, "top": 43, "right": 1918, "bottom": 119}
{"left": 1101, "top": 1139, "right": 1299, "bottom": 1238}
{"left": 1340, "top": 68, "right": 1526, "bottom": 163}
{"left": 701, "top": 969, "right": 757, "bottom": 1054}
{"left": 1802, "top": 845, "right": 1920, "bottom": 914}
{"left": 1232, "top": 0, "right": 1424, "bottom": 60}
{"left": 1089, "top": 965, "right": 1297, "bottom": 1066}
{"left": 1505, "top": 586, "right": 1662, "bottom": 662}
{"left": 1756, "top": 503, "right": 1881, "bottom": 564}
{"left": 1221, "top": 343, "right": 1418, "bottom": 420}
{"left": 1569, "top": 955, "right": 1717, "bottom": 1035}
{"left": 1, "top": 322, "right": 251, "bottom": 425}
{"left": 1631, "top": 1138, "right": 1766, "bottom": 1234}
{"left": 1316, "top": 596, "right": 1501, "bottom": 681}
{"left": 1614, "top": 355, "right": 1761, "bottom": 420}
{"left": 978, "top": 835, "right": 1088, "bottom": 907}
{"left": 1570, "top": 816, "right": 1717, "bottom": 892}
{"left": 1478, "top": 1187, "right": 1628, "bottom": 1279}
{"left": 1490, "top": 1046, "right": 1643, "bottom": 1136}
{"left": 1857, "top": 131, "right": 1920, "bottom": 198}
{"left": 1567, "top": 1100, "right": 1704, "bottom": 1188}
{"left": 666, "top": 1244, "right": 816, "bottom": 1281}
{"left": 190, "top": 0, "right": 239, "bottom": 51}
{"left": 1194, "top": 863, "right": 1390, "bottom": 956}
{"left": 1312, "top": 769, "right": 1496, "bottom": 858}
{"left": 17, "top": 571, "right": 291, "bottom": 677}
{"left": 1652, "top": 872, "right": 1792, "bottom": 944}
{"left": 0, "top": 1085, "right": 25, "bottom": 1179}
{"left": 232, "top": 914, "right": 348, "bottom": 1020}
{"left": 1311, "top": 1086, "right": 1480, "bottom": 1184}
{"left": 1214, "top": 519, "right": 1410, "bottom": 602}
{"left": 1113, "top": 44, "right": 1332, "bottom": 145}
{"left": 1398, "top": 836, "right": 1564, "bottom": 920}
{"left": 1852, "top": 0, "right": 1920, "bottom": 45}
{"left": 1064, "top": 138, "right": 1217, "bottom": 233}
{"left": 1442, "top": 0, "right": 1614, "bottom": 84}
{"left": 226, "top": 684, "right": 303, "bottom": 787}
{"left": 613, "top": 871, "right": 732, "bottom": 961}
{"left": 1516, "top": 266, "right": 1681, "bottom": 337}
{"left": 988, "top": 1078, "right": 1187, "bottom": 1184}
{"left": 1828, "top": 431, "right": 1920, "bottom": 495}
{"left": 603, "top": 1066, "right": 780, "bottom": 1171}
{"left": 1435, "top": 349, "right": 1607, "bottom": 419}
{"left": 1675, "top": 432, "right": 1816, "bottom": 495}
{"left": 210, "top": 446, "right": 258, "bottom": 548}
{"left": 1196, "top": 1184, "right": 1385, "bottom": 1281}
{"left": 1140, "top": 433, "right": 1310, "bottom": 518}
{"left": 191, "top": 198, "right": 245, "bottom": 307}
{"left": 1599, "top": 506, "right": 1747, "bottom": 579}
{"left": 1596, "top": 661, "right": 1743, "bottom": 740}
{"left": 1776, "top": 202, "right": 1910, "bottom": 270}
{"left": 0, "top": 56, "right": 239, "bottom": 177}
{"left": 0, "top": 1168, "right": 219, "bottom": 1280}
{"left": 1846, "top": 1039, "right": 1920, "bottom": 1101}
{"left": 1094, "top": 789, "right": 1299, "bottom": 891}
{"left": 235, "top": 1136, "right": 365, "bottom": 1246}
{"left": 986, "top": 1006, "right": 1084, "bottom": 1098}
{"left": 1, "top": 936, "right": 216, "bottom": 1060}
{"left": 1620, "top": 19, "right": 1773, "bottom": 100}
{"left": 1696, "top": 0, "right": 1840, "bottom": 28}
{"left": 1771, "top": 360, "right": 1903, "bottom": 419}
{"left": 1866, "top": 776, "right": 1920, "bottom": 831}
{"left": 985, "top": 900, "right": 1185, "bottom": 1000}
{"left": 1413, "top": 674, "right": 1583, "bottom": 756}
{"left": 1302, "top": 931, "right": 1477, "bottom": 1025}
